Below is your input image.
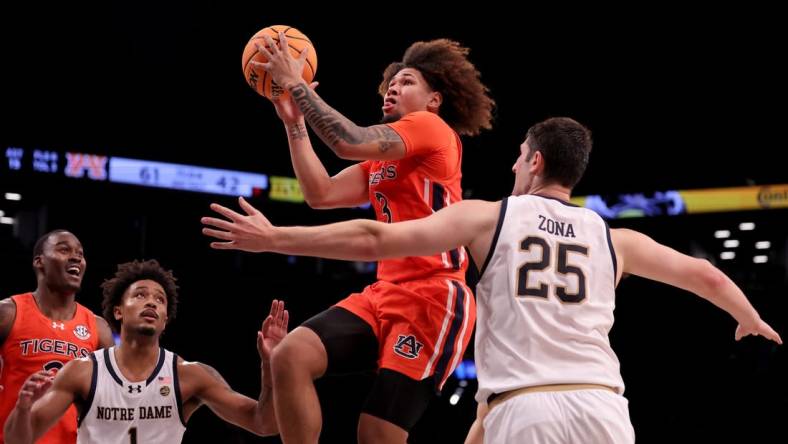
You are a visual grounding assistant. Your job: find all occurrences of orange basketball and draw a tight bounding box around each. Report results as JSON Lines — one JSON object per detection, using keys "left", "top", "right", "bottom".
{"left": 241, "top": 25, "right": 317, "bottom": 100}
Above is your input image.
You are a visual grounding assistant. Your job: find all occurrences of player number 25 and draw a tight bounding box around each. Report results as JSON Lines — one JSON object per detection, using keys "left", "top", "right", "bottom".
{"left": 517, "top": 236, "right": 588, "bottom": 303}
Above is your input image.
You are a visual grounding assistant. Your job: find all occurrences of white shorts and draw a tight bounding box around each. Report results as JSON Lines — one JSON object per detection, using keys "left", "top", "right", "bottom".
{"left": 483, "top": 389, "right": 634, "bottom": 444}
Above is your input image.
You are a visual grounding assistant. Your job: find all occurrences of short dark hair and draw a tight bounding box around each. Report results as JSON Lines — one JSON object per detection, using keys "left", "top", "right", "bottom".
{"left": 526, "top": 117, "right": 592, "bottom": 188}
{"left": 101, "top": 259, "right": 179, "bottom": 333}
{"left": 32, "top": 229, "right": 71, "bottom": 259}
{"left": 379, "top": 39, "right": 495, "bottom": 136}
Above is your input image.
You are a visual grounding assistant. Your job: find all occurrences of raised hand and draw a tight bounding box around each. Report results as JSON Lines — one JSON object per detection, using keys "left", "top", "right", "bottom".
{"left": 16, "top": 370, "right": 55, "bottom": 410}
{"left": 257, "top": 299, "right": 290, "bottom": 362}
{"left": 252, "top": 31, "right": 309, "bottom": 91}
{"left": 201, "top": 197, "right": 274, "bottom": 252}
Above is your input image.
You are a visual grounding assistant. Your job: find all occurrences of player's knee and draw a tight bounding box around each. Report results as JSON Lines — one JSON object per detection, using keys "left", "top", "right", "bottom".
{"left": 271, "top": 336, "right": 302, "bottom": 374}
{"left": 271, "top": 328, "right": 326, "bottom": 380}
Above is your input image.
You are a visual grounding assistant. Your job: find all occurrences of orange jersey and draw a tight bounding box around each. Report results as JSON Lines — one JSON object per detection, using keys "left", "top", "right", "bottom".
{"left": 0, "top": 293, "right": 100, "bottom": 444}
{"left": 360, "top": 111, "right": 468, "bottom": 283}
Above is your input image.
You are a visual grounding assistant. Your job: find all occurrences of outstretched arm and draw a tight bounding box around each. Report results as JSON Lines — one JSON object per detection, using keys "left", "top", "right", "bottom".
{"left": 255, "top": 32, "right": 406, "bottom": 161}
{"left": 611, "top": 228, "right": 782, "bottom": 344}
{"left": 4, "top": 360, "right": 89, "bottom": 444}
{"left": 188, "top": 362, "right": 278, "bottom": 437}
{"left": 189, "top": 300, "right": 289, "bottom": 437}
{"left": 255, "top": 299, "right": 289, "bottom": 435}
{"left": 202, "top": 197, "right": 500, "bottom": 266}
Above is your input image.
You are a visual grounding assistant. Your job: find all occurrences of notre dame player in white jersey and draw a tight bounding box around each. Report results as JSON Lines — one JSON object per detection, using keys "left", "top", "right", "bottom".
{"left": 4, "top": 260, "right": 288, "bottom": 443}
{"left": 202, "top": 116, "right": 782, "bottom": 444}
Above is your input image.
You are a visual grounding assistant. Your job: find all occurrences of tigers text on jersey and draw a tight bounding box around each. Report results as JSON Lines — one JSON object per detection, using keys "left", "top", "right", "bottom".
{"left": 475, "top": 195, "right": 624, "bottom": 402}
{"left": 0, "top": 293, "right": 99, "bottom": 444}
{"left": 78, "top": 346, "right": 185, "bottom": 444}
{"left": 360, "top": 111, "right": 467, "bottom": 283}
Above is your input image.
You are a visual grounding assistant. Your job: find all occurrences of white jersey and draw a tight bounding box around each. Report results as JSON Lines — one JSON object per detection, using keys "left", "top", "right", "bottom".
{"left": 78, "top": 346, "right": 186, "bottom": 444}
{"left": 475, "top": 195, "right": 624, "bottom": 403}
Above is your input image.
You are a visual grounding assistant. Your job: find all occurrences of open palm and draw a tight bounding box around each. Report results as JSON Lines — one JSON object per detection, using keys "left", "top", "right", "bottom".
{"left": 257, "top": 299, "right": 289, "bottom": 361}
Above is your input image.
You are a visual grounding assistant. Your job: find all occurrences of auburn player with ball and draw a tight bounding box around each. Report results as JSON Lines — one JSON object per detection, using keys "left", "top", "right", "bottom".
{"left": 207, "top": 31, "right": 495, "bottom": 443}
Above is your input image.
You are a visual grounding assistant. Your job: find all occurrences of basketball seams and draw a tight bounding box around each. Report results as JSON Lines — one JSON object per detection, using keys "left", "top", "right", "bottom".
{"left": 250, "top": 33, "right": 312, "bottom": 45}
{"left": 242, "top": 42, "right": 311, "bottom": 73}
{"left": 243, "top": 26, "right": 316, "bottom": 99}
{"left": 304, "top": 59, "right": 316, "bottom": 79}
{"left": 260, "top": 69, "right": 269, "bottom": 96}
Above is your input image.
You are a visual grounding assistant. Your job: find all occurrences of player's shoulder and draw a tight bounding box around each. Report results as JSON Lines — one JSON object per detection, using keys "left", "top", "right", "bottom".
{"left": 0, "top": 297, "right": 19, "bottom": 338}
{"left": 176, "top": 359, "right": 228, "bottom": 388}
{"left": 609, "top": 228, "right": 644, "bottom": 246}
{"left": 92, "top": 315, "right": 115, "bottom": 347}
{"left": 70, "top": 355, "right": 95, "bottom": 367}
{"left": 0, "top": 296, "right": 17, "bottom": 316}
{"left": 399, "top": 110, "right": 447, "bottom": 126}
{"left": 61, "top": 355, "right": 96, "bottom": 377}
{"left": 176, "top": 357, "right": 206, "bottom": 376}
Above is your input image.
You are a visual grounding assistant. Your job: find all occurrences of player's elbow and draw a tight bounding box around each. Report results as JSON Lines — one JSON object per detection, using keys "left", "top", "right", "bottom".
{"left": 695, "top": 259, "right": 728, "bottom": 294}
{"left": 302, "top": 184, "right": 348, "bottom": 209}
{"left": 359, "top": 244, "right": 383, "bottom": 262}
{"left": 354, "top": 233, "right": 382, "bottom": 261}
{"left": 303, "top": 194, "right": 330, "bottom": 209}
{"left": 330, "top": 142, "right": 357, "bottom": 160}
{"left": 254, "top": 422, "right": 279, "bottom": 437}
{"left": 302, "top": 189, "right": 339, "bottom": 209}
{"left": 352, "top": 224, "right": 389, "bottom": 261}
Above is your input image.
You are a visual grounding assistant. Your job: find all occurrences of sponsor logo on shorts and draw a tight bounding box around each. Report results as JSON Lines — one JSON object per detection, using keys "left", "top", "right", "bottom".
{"left": 393, "top": 334, "right": 423, "bottom": 359}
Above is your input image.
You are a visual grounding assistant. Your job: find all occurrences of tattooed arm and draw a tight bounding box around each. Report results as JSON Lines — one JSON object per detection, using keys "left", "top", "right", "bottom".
{"left": 273, "top": 94, "right": 369, "bottom": 209}
{"left": 288, "top": 82, "right": 406, "bottom": 161}
{"left": 257, "top": 33, "right": 405, "bottom": 161}
{"left": 259, "top": 32, "right": 399, "bottom": 206}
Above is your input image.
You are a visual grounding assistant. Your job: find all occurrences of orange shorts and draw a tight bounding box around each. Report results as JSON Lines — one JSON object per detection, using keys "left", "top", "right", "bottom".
{"left": 335, "top": 278, "right": 475, "bottom": 390}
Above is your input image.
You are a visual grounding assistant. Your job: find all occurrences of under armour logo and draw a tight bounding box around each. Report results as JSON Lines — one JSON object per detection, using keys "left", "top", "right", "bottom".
{"left": 52, "top": 322, "right": 65, "bottom": 330}
{"left": 128, "top": 384, "right": 142, "bottom": 393}
{"left": 393, "top": 334, "right": 424, "bottom": 360}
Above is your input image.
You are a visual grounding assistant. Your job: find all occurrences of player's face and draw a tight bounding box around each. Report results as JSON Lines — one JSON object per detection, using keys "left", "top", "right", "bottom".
{"left": 381, "top": 68, "right": 440, "bottom": 123}
{"left": 34, "top": 232, "right": 86, "bottom": 293}
{"left": 116, "top": 279, "right": 168, "bottom": 337}
{"left": 512, "top": 139, "right": 535, "bottom": 196}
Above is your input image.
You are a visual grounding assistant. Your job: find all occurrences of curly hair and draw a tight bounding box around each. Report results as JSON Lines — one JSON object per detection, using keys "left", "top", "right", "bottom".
{"left": 526, "top": 117, "right": 593, "bottom": 188}
{"left": 378, "top": 39, "right": 495, "bottom": 136}
{"left": 101, "top": 259, "right": 179, "bottom": 333}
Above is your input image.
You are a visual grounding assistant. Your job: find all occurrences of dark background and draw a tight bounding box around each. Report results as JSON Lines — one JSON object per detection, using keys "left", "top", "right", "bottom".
{"left": 1, "top": 2, "right": 786, "bottom": 443}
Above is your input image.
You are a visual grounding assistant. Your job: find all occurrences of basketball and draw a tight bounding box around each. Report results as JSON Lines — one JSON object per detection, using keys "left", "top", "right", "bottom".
{"left": 241, "top": 25, "right": 317, "bottom": 100}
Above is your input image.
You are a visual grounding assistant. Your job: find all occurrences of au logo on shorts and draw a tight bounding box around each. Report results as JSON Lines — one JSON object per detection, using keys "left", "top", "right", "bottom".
{"left": 393, "top": 334, "right": 423, "bottom": 359}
